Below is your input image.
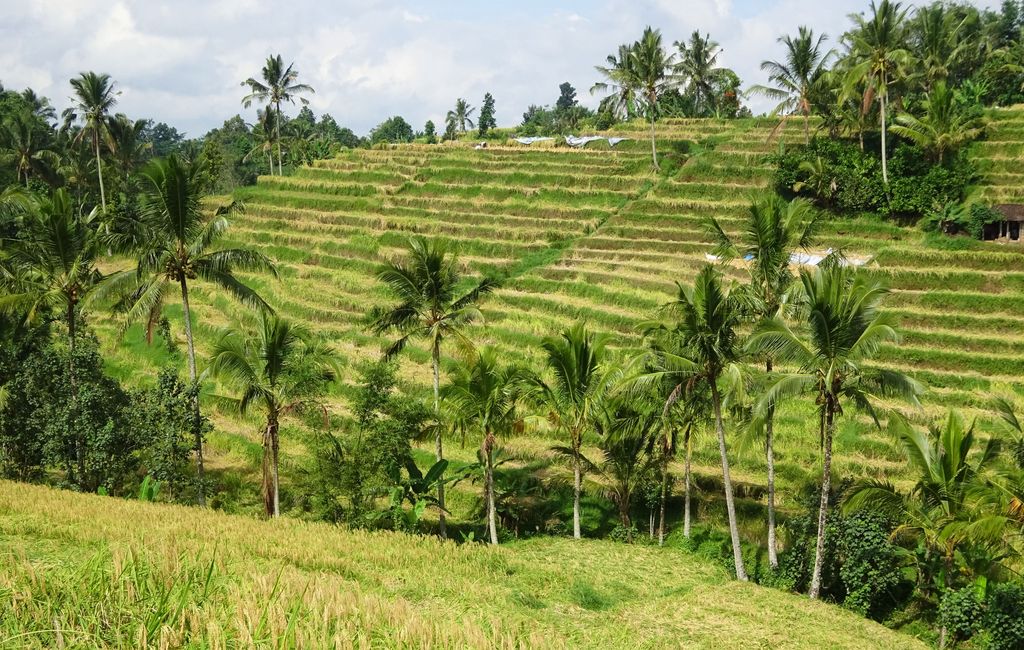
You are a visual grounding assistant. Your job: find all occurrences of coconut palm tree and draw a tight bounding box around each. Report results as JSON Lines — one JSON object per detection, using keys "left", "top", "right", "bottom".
{"left": 908, "top": 4, "right": 970, "bottom": 91}
{"left": 105, "top": 114, "right": 151, "bottom": 182}
{"left": 0, "top": 110, "right": 60, "bottom": 187}
{"left": 845, "top": 411, "right": 1011, "bottom": 604}
{"left": 370, "top": 236, "right": 499, "bottom": 539}
{"left": 443, "top": 347, "right": 526, "bottom": 545}
{"left": 103, "top": 154, "right": 276, "bottom": 506}
{"left": 446, "top": 99, "right": 476, "bottom": 135}
{"left": 674, "top": 31, "right": 725, "bottom": 118}
{"left": 750, "top": 27, "right": 834, "bottom": 144}
{"left": 536, "top": 323, "right": 614, "bottom": 540}
{"left": 21, "top": 88, "right": 57, "bottom": 124}
{"left": 844, "top": 0, "right": 911, "bottom": 185}
{"left": 637, "top": 265, "right": 749, "bottom": 579}
{"left": 712, "top": 194, "right": 818, "bottom": 568}
{"left": 210, "top": 314, "right": 337, "bottom": 517}
{"left": 592, "top": 394, "right": 660, "bottom": 540}
{"left": 889, "top": 81, "right": 986, "bottom": 164}
{"left": 630, "top": 27, "right": 678, "bottom": 170}
{"left": 0, "top": 188, "right": 101, "bottom": 485}
{"left": 748, "top": 261, "right": 922, "bottom": 598}
{"left": 66, "top": 72, "right": 118, "bottom": 210}
{"left": 591, "top": 43, "right": 639, "bottom": 120}
{"left": 241, "top": 55, "right": 314, "bottom": 176}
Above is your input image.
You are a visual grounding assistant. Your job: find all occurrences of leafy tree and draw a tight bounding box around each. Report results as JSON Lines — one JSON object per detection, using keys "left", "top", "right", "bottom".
{"left": 556, "top": 82, "right": 578, "bottom": 111}
{"left": 0, "top": 189, "right": 102, "bottom": 484}
{"left": 443, "top": 347, "right": 527, "bottom": 545}
{"left": 105, "top": 114, "right": 151, "bottom": 184}
{"left": 749, "top": 261, "right": 921, "bottom": 598}
{"left": 447, "top": 98, "right": 476, "bottom": 135}
{"left": 103, "top": 155, "right": 276, "bottom": 505}
{"left": 369, "top": 116, "right": 414, "bottom": 144}
{"left": 478, "top": 93, "right": 497, "bottom": 136}
{"left": 241, "top": 54, "right": 314, "bottom": 175}
{"left": 674, "top": 31, "right": 725, "bottom": 117}
{"left": 141, "top": 121, "right": 185, "bottom": 158}
{"left": 370, "top": 236, "right": 498, "bottom": 538}
{"left": 750, "top": 27, "right": 833, "bottom": 144}
{"left": 0, "top": 109, "right": 59, "bottom": 187}
{"left": 536, "top": 323, "right": 613, "bottom": 539}
{"left": 630, "top": 27, "right": 678, "bottom": 169}
{"left": 711, "top": 194, "right": 818, "bottom": 568}
{"left": 890, "top": 81, "right": 986, "bottom": 163}
{"left": 844, "top": 0, "right": 912, "bottom": 185}
{"left": 66, "top": 72, "right": 118, "bottom": 210}
{"left": 908, "top": 4, "right": 970, "bottom": 90}
{"left": 592, "top": 43, "right": 639, "bottom": 121}
{"left": 211, "top": 314, "right": 337, "bottom": 517}
{"left": 424, "top": 120, "right": 437, "bottom": 144}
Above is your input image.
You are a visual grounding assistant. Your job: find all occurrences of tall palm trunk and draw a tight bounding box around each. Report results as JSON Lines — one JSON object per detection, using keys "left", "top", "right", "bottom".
{"left": 67, "top": 301, "right": 84, "bottom": 487}
{"left": 484, "top": 429, "right": 498, "bottom": 545}
{"left": 649, "top": 102, "right": 659, "bottom": 171}
{"left": 711, "top": 379, "right": 748, "bottom": 581}
{"left": 803, "top": 109, "right": 810, "bottom": 145}
{"left": 658, "top": 456, "right": 668, "bottom": 546}
{"left": 179, "top": 276, "right": 206, "bottom": 507}
{"left": 94, "top": 134, "right": 106, "bottom": 212}
{"left": 262, "top": 414, "right": 280, "bottom": 517}
{"left": 683, "top": 426, "right": 692, "bottom": 538}
{"left": 879, "top": 74, "right": 889, "bottom": 186}
{"left": 432, "top": 343, "right": 447, "bottom": 539}
{"left": 766, "top": 359, "right": 779, "bottom": 570}
{"left": 275, "top": 102, "right": 284, "bottom": 176}
{"left": 572, "top": 435, "right": 582, "bottom": 539}
{"left": 809, "top": 402, "right": 836, "bottom": 599}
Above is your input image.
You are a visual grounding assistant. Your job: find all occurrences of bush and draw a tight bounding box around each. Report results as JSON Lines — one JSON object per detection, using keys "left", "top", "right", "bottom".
{"left": 939, "top": 587, "right": 983, "bottom": 643}
{"left": 985, "top": 582, "right": 1024, "bottom": 650}
{"left": 838, "top": 511, "right": 906, "bottom": 620}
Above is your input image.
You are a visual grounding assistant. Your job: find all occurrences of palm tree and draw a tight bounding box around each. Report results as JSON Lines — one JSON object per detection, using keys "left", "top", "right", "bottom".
{"left": 908, "top": 4, "right": 969, "bottom": 91}
{"left": 21, "top": 88, "right": 57, "bottom": 124}
{"left": 241, "top": 55, "right": 314, "bottom": 176}
{"left": 443, "top": 348, "right": 526, "bottom": 545}
{"left": 0, "top": 188, "right": 101, "bottom": 485}
{"left": 639, "top": 265, "right": 749, "bottom": 579}
{"left": 630, "top": 27, "right": 678, "bottom": 170}
{"left": 0, "top": 110, "right": 60, "bottom": 187}
{"left": 750, "top": 27, "right": 833, "bottom": 144}
{"left": 711, "top": 194, "right": 818, "bottom": 568}
{"left": 67, "top": 72, "right": 118, "bottom": 210}
{"left": 370, "top": 236, "right": 499, "bottom": 539}
{"left": 104, "top": 155, "right": 277, "bottom": 506}
{"left": 674, "top": 31, "right": 725, "bottom": 118}
{"left": 748, "top": 261, "right": 922, "bottom": 598}
{"left": 536, "top": 323, "right": 613, "bottom": 540}
{"left": 889, "top": 81, "right": 986, "bottom": 164}
{"left": 593, "top": 394, "right": 659, "bottom": 540}
{"left": 446, "top": 99, "right": 476, "bottom": 135}
{"left": 210, "top": 314, "right": 337, "bottom": 517}
{"left": 844, "top": 0, "right": 911, "bottom": 185}
{"left": 105, "top": 114, "right": 151, "bottom": 182}
{"left": 592, "top": 43, "right": 639, "bottom": 120}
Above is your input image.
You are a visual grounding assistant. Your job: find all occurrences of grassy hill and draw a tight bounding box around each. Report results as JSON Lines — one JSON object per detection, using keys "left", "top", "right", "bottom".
{"left": 0, "top": 480, "right": 926, "bottom": 649}
{"left": 90, "top": 111, "right": 1024, "bottom": 521}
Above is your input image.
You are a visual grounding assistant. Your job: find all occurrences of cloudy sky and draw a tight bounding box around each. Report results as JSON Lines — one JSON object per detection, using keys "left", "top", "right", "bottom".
{"left": 0, "top": 0, "right": 999, "bottom": 138}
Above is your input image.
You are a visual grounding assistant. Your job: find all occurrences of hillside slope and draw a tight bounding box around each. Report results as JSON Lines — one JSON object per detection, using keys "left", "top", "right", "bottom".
{"left": 0, "top": 481, "right": 925, "bottom": 649}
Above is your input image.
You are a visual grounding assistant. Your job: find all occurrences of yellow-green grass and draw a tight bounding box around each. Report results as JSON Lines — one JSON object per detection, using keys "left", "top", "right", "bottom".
{"left": 0, "top": 481, "right": 926, "bottom": 649}
{"left": 87, "top": 111, "right": 1024, "bottom": 525}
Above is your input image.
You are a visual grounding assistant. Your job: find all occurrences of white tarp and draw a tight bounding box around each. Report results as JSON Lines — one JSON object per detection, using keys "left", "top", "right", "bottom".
{"left": 565, "top": 135, "right": 605, "bottom": 148}
{"left": 514, "top": 137, "right": 554, "bottom": 145}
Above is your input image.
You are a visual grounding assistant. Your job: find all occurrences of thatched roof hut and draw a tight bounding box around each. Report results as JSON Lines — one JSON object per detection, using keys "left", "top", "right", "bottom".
{"left": 994, "top": 204, "right": 1024, "bottom": 222}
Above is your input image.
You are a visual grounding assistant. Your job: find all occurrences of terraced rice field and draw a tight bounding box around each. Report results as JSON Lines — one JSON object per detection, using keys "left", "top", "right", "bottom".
{"left": 95, "top": 110, "right": 1024, "bottom": 520}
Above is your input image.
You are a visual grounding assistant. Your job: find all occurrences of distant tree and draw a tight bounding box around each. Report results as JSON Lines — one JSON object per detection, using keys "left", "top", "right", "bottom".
{"left": 890, "top": 81, "right": 986, "bottom": 163}
{"left": 0, "top": 109, "right": 59, "bottom": 187}
{"left": 211, "top": 314, "right": 337, "bottom": 517}
{"left": 478, "top": 93, "right": 497, "bottom": 136}
{"left": 750, "top": 26, "right": 833, "bottom": 144}
{"left": 447, "top": 98, "right": 476, "bottom": 135}
{"left": 593, "top": 394, "right": 659, "bottom": 540}
{"left": 241, "top": 54, "right": 314, "bottom": 175}
{"left": 556, "top": 82, "right": 578, "bottom": 111}
{"left": 105, "top": 114, "right": 151, "bottom": 183}
{"left": 293, "top": 105, "right": 316, "bottom": 131}
{"left": 424, "top": 120, "right": 437, "bottom": 144}
{"left": 592, "top": 43, "right": 639, "bottom": 120}
{"left": 369, "top": 116, "right": 414, "bottom": 144}
{"left": 675, "top": 31, "right": 724, "bottom": 117}
{"left": 66, "top": 72, "right": 119, "bottom": 211}
{"left": 141, "top": 121, "right": 185, "bottom": 158}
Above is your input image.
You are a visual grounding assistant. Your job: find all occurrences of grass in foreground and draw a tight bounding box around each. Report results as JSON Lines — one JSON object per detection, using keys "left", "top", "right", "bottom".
{"left": 0, "top": 481, "right": 924, "bottom": 649}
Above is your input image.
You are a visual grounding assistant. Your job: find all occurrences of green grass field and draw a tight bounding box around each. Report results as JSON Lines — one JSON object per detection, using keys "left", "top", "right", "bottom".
{"left": 88, "top": 110, "right": 1024, "bottom": 526}
{"left": 0, "top": 480, "right": 926, "bottom": 649}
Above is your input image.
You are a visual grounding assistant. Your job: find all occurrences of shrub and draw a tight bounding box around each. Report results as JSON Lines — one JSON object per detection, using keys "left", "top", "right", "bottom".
{"left": 939, "top": 587, "right": 983, "bottom": 644}
{"left": 838, "top": 511, "right": 906, "bottom": 620}
{"left": 985, "top": 582, "right": 1024, "bottom": 650}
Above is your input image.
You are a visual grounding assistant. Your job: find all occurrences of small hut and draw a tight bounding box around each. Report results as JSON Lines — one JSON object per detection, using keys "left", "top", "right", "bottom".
{"left": 987, "top": 204, "right": 1024, "bottom": 242}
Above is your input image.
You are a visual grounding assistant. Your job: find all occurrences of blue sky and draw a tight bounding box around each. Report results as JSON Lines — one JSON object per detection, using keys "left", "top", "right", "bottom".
{"left": 0, "top": 1, "right": 999, "bottom": 137}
